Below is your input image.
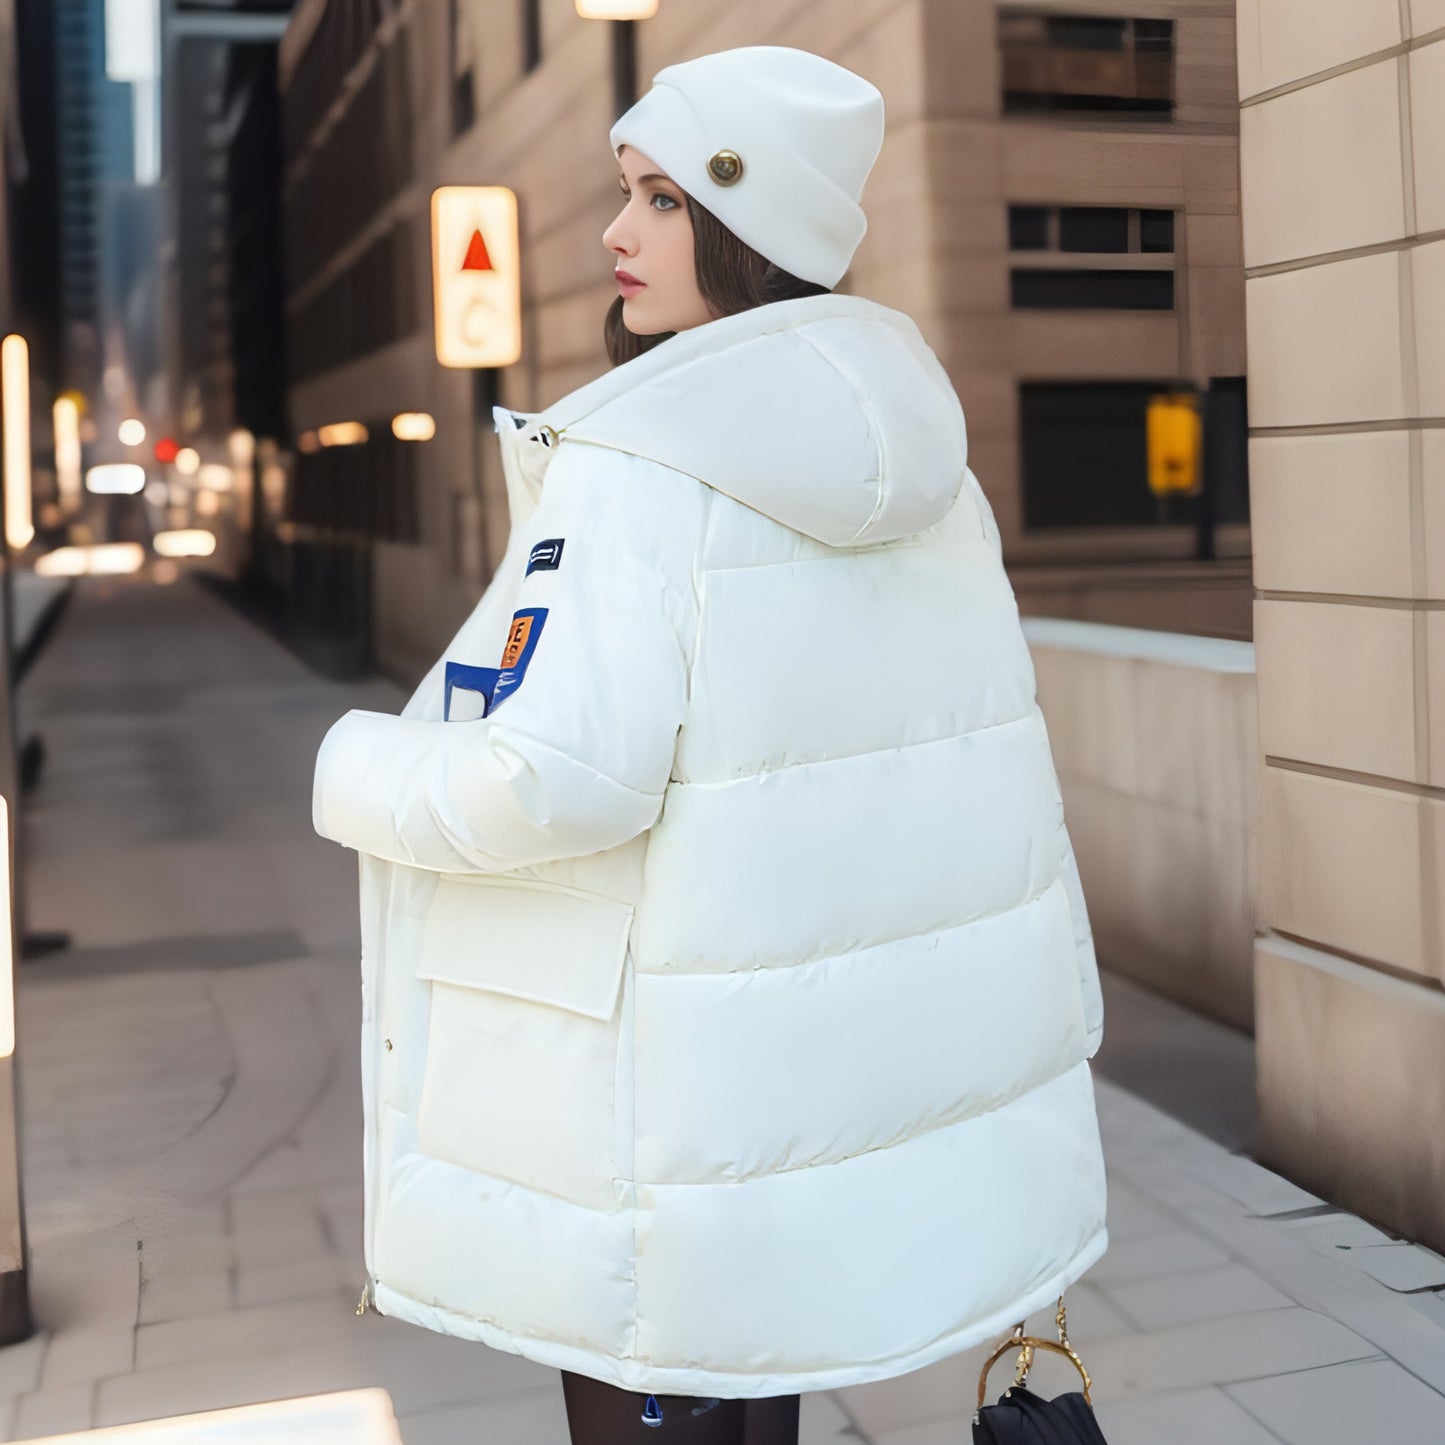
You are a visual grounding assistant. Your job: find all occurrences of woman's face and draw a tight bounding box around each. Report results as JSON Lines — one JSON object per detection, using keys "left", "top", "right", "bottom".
{"left": 603, "top": 146, "right": 716, "bottom": 335}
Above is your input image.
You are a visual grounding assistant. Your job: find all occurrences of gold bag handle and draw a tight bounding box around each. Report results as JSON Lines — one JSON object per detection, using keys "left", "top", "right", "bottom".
{"left": 975, "top": 1296, "right": 1093, "bottom": 1409}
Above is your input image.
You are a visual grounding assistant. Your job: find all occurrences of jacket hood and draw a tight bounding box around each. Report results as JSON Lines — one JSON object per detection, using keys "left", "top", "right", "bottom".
{"left": 535, "top": 293, "right": 968, "bottom": 547}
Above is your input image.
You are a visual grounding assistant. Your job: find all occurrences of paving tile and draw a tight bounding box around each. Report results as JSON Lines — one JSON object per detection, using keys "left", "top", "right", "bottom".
{"left": 234, "top": 1252, "right": 352, "bottom": 1309}
{"left": 1227, "top": 1356, "right": 1445, "bottom": 1445}
{"left": 1345, "top": 1243, "right": 1445, "bottom": 1293}
{"left": 137, "top": 1269, "right": 233, "bottom": 1325}
{"left": 38, "top": 1326, "right": 134, "bottom": 1388}
{"left": 230, "top": 1217, "right": 331, "bottom": 1272}
{"left": 837, "top": 1351, "right": 980, "bottom": 1439}
{"left": 800, "top": 1390, "right": 858, "bottom": 1443}
{"left": 1107, "top": 1261, "right": 1294, "bottom": 1331}
{"left": 95, "top": 1323, "right": 547, "bottom": 1428}
{"left": 139, "top": 1233, "right": 234, "bottom": 1280}
{"left": 0, "top": 1334, "right": 48, "bottom": 1397}
{"left": 1050, "top": 1281, "right": 1138, "bottom": 1341}
{"left": 1092, "top": 1384, "right": 1282, "bottom": 1445}
{"left": 1186, "top": 1153, "right": 1324, "bottom": 1217}
{"left": 1079, "top": 1307, "right": 1379, "bottom": 1403}
{"left": 1083, "top": 1229, "right": 1232, "bottom": 1287}
{"left": 11, "top": 1381, "right": 94, "bottom": 1438}
{"left": 1103, "top": 1178, "right": 1180, "bottom": 1243}
{"left": 135, "top": 1297, "right": 354, "bottom": 1372}
{"left": 1283, "top": 1214, "right": 1397, "bottom": 1252}
{"left": 871, "top": 1417, "right": 956, "bottom": 1445}
{"left": 1406, "top": 1289, "right": 1445, "bottom": 1331}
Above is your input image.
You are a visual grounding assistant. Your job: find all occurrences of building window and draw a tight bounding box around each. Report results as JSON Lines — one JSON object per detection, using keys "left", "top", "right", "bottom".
{"left": 449, "top": 0, "right": 476, "bottom": 137}
{"left": 1011, "top": 269, "right": 1173, "bottom": 309}
{"left": 1019, "top": 380, "right": 1250, "bottom": 530}
{"left": 522, "top": 0, "right": 542, "bottom": 73}
{"left": 999, "top": 11, "right": 1174, "bottom": 117}
{"left": 1008, "top": 204, "right": 1175, "bottom": 309}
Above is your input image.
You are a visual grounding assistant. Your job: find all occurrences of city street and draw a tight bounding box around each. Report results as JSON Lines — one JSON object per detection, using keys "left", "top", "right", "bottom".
{"left": 0, "top": 573, "right": 1439, "bottom": 1443}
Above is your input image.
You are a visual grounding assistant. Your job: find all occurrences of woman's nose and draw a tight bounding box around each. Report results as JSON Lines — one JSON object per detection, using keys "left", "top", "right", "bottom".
{"left": 603, "top": 206, "right": 635, "bottom": 257}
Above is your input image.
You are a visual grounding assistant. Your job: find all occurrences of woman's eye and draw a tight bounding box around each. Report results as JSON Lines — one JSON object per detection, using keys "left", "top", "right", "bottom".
{"left": 651, "top": 193, "right": 678, "bottom": 211}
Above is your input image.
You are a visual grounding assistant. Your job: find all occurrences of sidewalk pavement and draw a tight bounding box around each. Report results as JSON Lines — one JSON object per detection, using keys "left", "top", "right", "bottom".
{"left": 4, "top": 573, "right": 1445, "bottom": 1444}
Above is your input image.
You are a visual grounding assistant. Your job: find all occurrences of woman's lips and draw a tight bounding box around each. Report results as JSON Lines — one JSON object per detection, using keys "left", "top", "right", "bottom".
{"left": 616, "top": 271, "right": 646, "bottom": 298}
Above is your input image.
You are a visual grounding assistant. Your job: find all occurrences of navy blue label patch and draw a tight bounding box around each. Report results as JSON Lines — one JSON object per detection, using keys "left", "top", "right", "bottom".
{"left": 490, "top": 608, "right": 548, "bottom": 712}
{"left": 526, "top": 538, "right": 564, "bottom": 575}
{"left": 444, "top": 662, "right": 501, "bottom": 722}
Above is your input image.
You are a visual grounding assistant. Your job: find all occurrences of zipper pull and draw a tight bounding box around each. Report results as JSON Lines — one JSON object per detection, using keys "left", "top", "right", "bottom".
{"left": 356, "top": 1280, "right": 371, "bottom": 1316}
{"left": 641, "top": 1394, "right": 664, "bottom": 1427}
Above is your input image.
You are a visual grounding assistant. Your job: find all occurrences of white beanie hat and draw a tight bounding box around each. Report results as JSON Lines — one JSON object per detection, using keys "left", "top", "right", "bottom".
{"left": 609, "top": 46, "right": 885, "bottom": 289}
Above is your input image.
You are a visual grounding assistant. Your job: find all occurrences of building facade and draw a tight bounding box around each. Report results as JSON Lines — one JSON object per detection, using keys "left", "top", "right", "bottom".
{"left": 276, "top": 0, "right": 1250, "bottom": 681}
{"left": 1239, "top": 0, "right": 1445, "bottom": 1254}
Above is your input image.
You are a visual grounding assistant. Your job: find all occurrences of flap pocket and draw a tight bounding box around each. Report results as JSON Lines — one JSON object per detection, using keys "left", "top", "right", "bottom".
{"left": 414, "top": 875, "right": 632, "bottom": 1022}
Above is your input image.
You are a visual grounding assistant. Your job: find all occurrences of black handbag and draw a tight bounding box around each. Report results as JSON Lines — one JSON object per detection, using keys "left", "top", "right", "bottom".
{"left": 972, "top": 1297, "right": 1110, "bottom": 1444}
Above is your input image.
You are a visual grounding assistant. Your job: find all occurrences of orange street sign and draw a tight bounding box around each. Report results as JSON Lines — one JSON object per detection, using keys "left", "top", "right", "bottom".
{"left": 432, "top": 187, "right": 521, "bottom": 368}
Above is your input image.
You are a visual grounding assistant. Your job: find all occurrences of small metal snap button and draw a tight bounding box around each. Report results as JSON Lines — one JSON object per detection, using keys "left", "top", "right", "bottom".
{"left": 707, "top": 149, "right": 743, "bottom": 186}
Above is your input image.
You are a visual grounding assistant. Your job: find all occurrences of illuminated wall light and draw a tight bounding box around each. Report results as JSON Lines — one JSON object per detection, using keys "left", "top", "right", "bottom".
{"left": 317, "top": 421, "right": 368, "bottom": 447}
{"left": 35, "top": 542, "right": 145, "bottom": 577}
{"left": 391, "top": 412, "right": 436, "bottom": 442}
{"left": 432, "top": 186, "right": 522, "bottom": 368}
{"left": 86, "top": 462, "right": 146, "bottom": 495}
{"left": 576, "top": 0, "right": 659, "bottom": 16}
{"left": 54, "top": 395, "right": 83, "bottom": 512}
{"left": 35, "top": 549, "right": 88, "bottom": 577}
{"left": 1, "top": 336, "right": 34, "bottom": 550}
{"left": 228, "top": 428, "right": 256, "bottom": 465}
{"left": 195, "top": 489, "right": 220, "bottom": 517}
{"left": 197, "top": 463, "right": 233, "bottom": 492}
{"left": 154, "top": 529, "right": 217, "bottom": 558}
{"left": 174, "top": 446, "right": 200, "bottom": 476}
{"left": 118, "top": 417, "right": 147, "bottom": 446}
{"left": 89, "top": 542, "right": 147, "bottom": 575}
{"left": 297, "top": 430, "right": 319, "bottom": 454}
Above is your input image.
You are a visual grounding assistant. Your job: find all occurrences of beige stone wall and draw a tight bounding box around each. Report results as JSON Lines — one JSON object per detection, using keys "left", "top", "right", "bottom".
{"left": 1026, "top": 618, "right": 1258, "bottom": 1030}
{"left": 309, "top": 0, "right": 1252, "bottom": 681}
{"left": 1238, "top": 0, "right": 1445, "bottom": 1249}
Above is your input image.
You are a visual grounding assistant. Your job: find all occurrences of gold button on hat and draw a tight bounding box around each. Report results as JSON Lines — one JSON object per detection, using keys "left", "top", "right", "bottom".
{"left": 707, "top": 149, "right": 744, "bottom": 186}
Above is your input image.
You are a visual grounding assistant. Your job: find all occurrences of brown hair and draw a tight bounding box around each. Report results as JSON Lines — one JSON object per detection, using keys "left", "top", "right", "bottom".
{"left": 604, "top": 192, "right": 831, "bottom": 366}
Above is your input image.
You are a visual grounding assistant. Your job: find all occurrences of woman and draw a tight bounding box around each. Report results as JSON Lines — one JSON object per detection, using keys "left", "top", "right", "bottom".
{"left": 313, "top": 45, "right": 1107, "bottom": 1445}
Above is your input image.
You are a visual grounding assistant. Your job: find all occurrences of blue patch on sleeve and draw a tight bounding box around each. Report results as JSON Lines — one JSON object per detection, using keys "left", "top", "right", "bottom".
{"left": 526, "top": 538, "right": 564, "bottom": 575}
{"left": 444, "top": 662, "right": 501, "bottom": 722}
{"left": 489, "top": 607, "right": 548, "bottom": 712}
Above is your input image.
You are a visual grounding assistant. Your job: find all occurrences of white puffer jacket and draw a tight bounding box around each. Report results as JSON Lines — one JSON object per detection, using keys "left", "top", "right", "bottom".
{"left": 313, "top": 292, "right": 1108, "bottom": 1400}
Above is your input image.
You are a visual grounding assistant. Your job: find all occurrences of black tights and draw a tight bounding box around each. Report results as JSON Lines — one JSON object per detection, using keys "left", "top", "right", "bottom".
{"left": 560, "top": 1370, "right": 801, "bottom": 1445}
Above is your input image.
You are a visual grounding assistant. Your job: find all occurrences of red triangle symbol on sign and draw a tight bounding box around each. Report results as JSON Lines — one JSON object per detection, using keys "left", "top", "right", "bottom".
{"left": 461, "top": 229, "right": 494, "bottom": 272}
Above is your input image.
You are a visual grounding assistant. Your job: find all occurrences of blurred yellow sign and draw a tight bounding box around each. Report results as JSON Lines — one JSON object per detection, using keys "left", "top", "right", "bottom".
{"left": 1147, "top": 392, "right": 1201, "bottom": 496}
{"left": 432, "top": 186, "right": 522, "bottom": 369}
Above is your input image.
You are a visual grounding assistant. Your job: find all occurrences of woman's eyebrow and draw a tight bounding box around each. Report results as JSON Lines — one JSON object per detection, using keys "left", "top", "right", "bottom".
{"left": 619, "top": 173, "right": 676, "bottom": 187}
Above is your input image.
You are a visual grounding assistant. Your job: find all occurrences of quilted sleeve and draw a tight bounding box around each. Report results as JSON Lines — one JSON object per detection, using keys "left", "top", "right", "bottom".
{"left": 312, "top": 444, "right": 705, "bottom": 873}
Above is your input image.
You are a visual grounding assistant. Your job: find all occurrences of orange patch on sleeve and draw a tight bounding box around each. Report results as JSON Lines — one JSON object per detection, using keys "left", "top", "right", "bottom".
{"left": 501, "top": 614, "right": 533, "bottom": 669}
